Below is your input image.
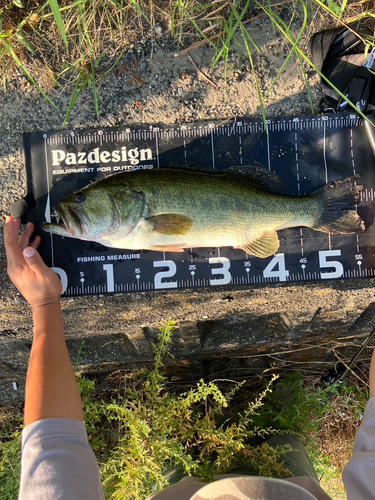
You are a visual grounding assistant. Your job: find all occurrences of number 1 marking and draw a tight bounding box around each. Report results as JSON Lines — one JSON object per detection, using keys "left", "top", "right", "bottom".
{"left": 103, "top": 264, "right": 114, "bottom": 292}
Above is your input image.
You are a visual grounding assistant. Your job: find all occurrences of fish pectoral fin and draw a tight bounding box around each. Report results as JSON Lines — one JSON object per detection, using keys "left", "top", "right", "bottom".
{"left": 146, "top": 214, "right": 193, "bottom": 235}
{"left": 239, "top": 230, "right": 280, "bottom": 258}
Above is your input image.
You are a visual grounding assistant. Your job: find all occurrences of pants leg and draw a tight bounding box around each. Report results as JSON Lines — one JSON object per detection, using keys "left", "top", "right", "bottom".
{"left": 265, "top": 434, "right": 319, "bottom": 482}
{"left": 232, "top": 434, "right": 319, "bottom": 482}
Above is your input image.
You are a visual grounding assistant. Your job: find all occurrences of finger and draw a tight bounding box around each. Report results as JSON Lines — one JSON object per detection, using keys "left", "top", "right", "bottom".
{"left": 18, "top": 222, "right": 35, "bottom": 249}
{"left": 30, "top": 235, "right": 41, "bottom": 249}
{"left": 4, "top": 217, "right": 19, "bottom": 256}
{"left": 13, "top": 217, "right": 21, "bottom": 239}
{"left": 23, "top": 247, "right": 49, "bottom": 280}
{"left": 4, "top": 216, "right": 15, "bottom": 246}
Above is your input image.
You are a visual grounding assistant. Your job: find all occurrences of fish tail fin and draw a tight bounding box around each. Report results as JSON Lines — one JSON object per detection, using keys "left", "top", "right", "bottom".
{"left": 310, "top": 175, "right": 365, "bottom": 234}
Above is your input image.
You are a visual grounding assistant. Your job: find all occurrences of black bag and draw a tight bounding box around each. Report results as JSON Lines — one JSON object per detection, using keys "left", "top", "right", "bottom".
{"left": 308, "top": 27, "right": 375, "bottom": 113}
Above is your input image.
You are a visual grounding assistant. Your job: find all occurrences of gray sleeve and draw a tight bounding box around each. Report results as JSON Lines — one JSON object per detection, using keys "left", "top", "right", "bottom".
{"left": 342, "top": 396, "right": 375, "bottom": 500}
{"left": 19, "top": 418, "right": 105, "bottom": 500}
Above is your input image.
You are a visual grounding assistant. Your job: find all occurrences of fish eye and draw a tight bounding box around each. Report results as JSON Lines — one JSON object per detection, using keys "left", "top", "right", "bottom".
{"left": 74, "top": 192, "right": 86, "bottom": 203}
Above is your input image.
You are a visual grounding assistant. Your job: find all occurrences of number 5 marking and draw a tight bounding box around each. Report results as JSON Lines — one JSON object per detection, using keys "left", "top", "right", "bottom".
{"left": 209, "top": 257, "right": 231, "bottom": 285}
{"left": 319, "top": 250, "right": 344, "bottom": 279}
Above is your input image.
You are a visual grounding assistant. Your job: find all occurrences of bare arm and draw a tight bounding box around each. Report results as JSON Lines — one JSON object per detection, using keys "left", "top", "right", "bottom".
{"left": 4, "top": 216, "right": 83, "bottom": 425}
{"left": 370, "top": 348, "right": 375, "bottom": 399}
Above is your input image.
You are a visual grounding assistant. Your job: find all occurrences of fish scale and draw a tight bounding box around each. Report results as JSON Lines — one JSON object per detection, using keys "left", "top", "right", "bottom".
{"left": 42, "top": 168, "right": 362, "bottom": 254}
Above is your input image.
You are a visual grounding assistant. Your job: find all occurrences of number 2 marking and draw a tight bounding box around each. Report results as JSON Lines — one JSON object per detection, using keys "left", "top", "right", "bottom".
{"left": 153, "top": 261, "right": 178, "bottom": 289}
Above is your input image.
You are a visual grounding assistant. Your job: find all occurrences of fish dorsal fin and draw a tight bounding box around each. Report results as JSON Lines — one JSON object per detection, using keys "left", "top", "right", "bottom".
{"left": 146, "top": 214, "right": 193, "bottom": 235}
{"left": 223, "top": 165, "right": 283, "bottom": 193}
{"left": 239, "top": 230, "right": 280, "bottom": 258}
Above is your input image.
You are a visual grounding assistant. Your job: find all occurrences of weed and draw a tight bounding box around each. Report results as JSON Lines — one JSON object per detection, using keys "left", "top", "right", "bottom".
{"left": 250, "top": 372, "right": 369, "bottom": 500}
{"left": 0, "top": 326, "right": 370, "bottom": 500}
{"left": 1, "top": 1, "right": 374, "bottom": 125}
{"left": 0, "top": 408, "right": 23, "bottom": 500}
{"left": 98, "top": 322, "right": 292, "bottom": 499}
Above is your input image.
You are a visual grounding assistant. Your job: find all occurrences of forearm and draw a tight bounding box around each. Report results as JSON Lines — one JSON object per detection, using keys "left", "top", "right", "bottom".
{"left": 25, "top": 302, "right": 83, "bottom": 426}
{"left": 370, "top": 348, "right": 375, "bottom": 399}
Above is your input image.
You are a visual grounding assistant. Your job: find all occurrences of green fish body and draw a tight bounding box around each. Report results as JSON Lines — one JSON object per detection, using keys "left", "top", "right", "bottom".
{"left": 41, "top": 167, "right": 365, "bottom": 258}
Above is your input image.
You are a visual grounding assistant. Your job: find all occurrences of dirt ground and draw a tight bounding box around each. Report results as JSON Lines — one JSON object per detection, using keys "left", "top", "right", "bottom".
{"left": 1, "top": 14, "right": 375, "bottom": 409}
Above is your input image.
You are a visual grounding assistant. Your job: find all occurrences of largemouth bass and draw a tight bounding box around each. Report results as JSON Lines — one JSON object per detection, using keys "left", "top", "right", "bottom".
{"left": 41, "top": 166, "right": 365, "bottom": 257}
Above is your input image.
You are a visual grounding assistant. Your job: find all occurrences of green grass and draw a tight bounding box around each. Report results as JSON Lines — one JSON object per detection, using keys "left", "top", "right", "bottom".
{"left": 0, "top": 322, "right": 369, "bottom": 500}
{"left": 1, "top": 0, "right": 374, "bottom": 125}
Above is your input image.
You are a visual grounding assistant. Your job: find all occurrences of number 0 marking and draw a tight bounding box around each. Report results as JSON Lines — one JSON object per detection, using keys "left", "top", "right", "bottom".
{"left": 209, "top": 257, "right": 231, "bottom": 285}
{"left": 153, "top": 261, "right": 178, "bottom": 289}
{"left": 319, "top": 250, "right": 344, "bottom": 279}
{"left": 103, "top": 264, "right": 115, "bottom": 292}
{"left": 51, "top": 267, "right": 68, "bottom": 294}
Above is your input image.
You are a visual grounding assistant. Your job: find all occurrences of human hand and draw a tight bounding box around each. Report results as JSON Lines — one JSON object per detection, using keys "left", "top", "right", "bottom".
{"left": 4, "top": 216, "right": 62, "bottom": 311}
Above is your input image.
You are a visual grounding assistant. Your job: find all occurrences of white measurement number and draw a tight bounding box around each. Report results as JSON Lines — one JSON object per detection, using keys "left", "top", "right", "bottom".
{"left": 57, "top": 249, "right": 349, "bottom": 293}
{"left": 319, "top": 250, "right": 344, "bottom": 279}
{"left": 263, "top": 254, "right": 289, "bottom": 282}
{"left": 152, "top": 257, "right": 232, "bottom": 289}
{"left": 51, "top": 267, "right": 68, "bottom": 294}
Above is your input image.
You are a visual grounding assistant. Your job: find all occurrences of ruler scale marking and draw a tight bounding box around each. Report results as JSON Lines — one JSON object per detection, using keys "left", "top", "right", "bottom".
{"left": 28, "top": 114, "right": 375, "bottom": 296}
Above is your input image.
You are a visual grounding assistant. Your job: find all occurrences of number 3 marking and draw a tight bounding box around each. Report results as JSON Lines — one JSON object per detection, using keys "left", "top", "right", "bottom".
{"left": 209, "top": 257, "right": 231, "bottom": 285}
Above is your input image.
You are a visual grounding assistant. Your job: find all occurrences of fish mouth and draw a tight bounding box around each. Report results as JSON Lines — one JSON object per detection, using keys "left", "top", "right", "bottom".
{"left": 42, "top": 203, "right": 82, "bottom": 238}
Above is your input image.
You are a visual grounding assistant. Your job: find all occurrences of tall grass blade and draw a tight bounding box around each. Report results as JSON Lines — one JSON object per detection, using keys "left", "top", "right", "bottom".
{"left": 78, "top": 4, "right": 94, "bottom": 52}
{"left": 1, "top": 38, "right": 57, "bottom": 108}
{"left": 263, "top": 0, "right": 307, "bottom": 98}
{"left": 213, "top": 0, "right": 252, "bottom": 67}
{"left": 63, "top": 72, "right": 88, "bottom": 127}
{"left": 91, "top": 66, "right": 99, "bottom": 120}
{"left": 129, "top": 0, "right": 151, "bottom": 24}
{"left": 260, "top": 0, "right": 370, "bottom": 123}
{"left": 15, "top": 31, "right": 36, "bottom": 55}
{"left": 47, "top": 0, "right": 69, "bottom": 50}
{"left": 240, "top": 24, "right": 268, "bottom": 132}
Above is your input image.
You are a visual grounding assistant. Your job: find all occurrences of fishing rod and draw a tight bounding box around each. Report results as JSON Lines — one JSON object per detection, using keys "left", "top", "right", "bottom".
{"left": 322, "top": 326, "right": 375, "bottom": 385}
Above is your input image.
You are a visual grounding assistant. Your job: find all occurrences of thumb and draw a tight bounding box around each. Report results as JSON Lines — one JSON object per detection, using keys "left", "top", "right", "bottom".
{"left": 23, "top": 247, "right": 47, "bottom": 278}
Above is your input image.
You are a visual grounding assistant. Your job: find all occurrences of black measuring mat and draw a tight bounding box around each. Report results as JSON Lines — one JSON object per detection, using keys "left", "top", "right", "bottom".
{"left": 21, "top": 113, "right": 375, "bottom": 296}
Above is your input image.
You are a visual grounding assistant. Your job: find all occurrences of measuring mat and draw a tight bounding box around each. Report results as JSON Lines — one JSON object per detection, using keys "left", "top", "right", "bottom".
{"left": 21, "top": 113, "right": 375, "bottom": 296}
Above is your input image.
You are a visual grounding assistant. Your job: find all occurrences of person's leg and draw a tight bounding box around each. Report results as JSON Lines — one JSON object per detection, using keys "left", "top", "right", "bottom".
{"left": 162, "top": 465, "right": 188, "bottom": 485}
{"left": 265, "top": 434, "right": 319, "bottom": 482}
{"left": 231, "top": 435, "right": 318, "bottom": 481}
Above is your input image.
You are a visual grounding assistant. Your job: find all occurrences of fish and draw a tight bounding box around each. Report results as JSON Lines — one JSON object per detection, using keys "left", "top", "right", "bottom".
{"left": 41, "top": 166, "right": 365, "bottom": 258}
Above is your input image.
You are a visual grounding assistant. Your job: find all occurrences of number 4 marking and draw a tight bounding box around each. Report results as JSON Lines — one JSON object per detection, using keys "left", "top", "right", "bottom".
{"left": 263, "top": 254, "right": 289, "bottom": 282}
